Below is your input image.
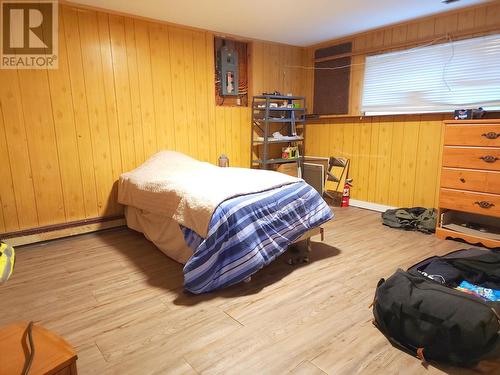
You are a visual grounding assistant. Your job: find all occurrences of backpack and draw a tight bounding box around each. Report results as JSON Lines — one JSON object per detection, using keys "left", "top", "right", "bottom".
{"left": 372, "top": 248, "right": 500, "bottom": 367}
{"left": 381, "top": 207, "right": 436, "bottom": 234}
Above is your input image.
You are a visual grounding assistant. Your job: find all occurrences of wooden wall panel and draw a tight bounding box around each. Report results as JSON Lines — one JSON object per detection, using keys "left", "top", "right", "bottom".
{"left": 0, "top": 3, "right": 307, "bottom": 234}
{"left": 0, "top": 71, "right": 39, "bottom": 229}
{"left": 62, "top": 6, "right": 100, "bottom": 219}
{"left": 0, "top": 104, "right": 18, "bottom": 232}
{"left": 47, "top": 14, "right": 86, "bottom": 222}
{"left": 79, "top": 10, "right": 117, "bottom": 216}
{"left": 250, "top": 41, "right": 306, "bottom": 98}
{"left": 305, "top": 2, "right": 499, "bottom": 208}
{"left": 305, "top": 115, "right": 446, "bottom": 208}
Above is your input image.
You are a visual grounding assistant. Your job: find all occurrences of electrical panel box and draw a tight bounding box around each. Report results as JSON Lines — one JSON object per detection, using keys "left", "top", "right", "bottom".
{"left": 218, "top": 47, "right": 239, "bottom": 96}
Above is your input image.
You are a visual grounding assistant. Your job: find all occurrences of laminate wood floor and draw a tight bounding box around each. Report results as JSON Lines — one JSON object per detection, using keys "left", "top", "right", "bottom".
{"left": 1, "top": 207, "right": 498, "bottom": 375}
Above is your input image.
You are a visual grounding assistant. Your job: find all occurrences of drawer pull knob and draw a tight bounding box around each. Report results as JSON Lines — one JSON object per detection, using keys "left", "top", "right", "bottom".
{"left": 474, "top": 201, "right": 495, "bottom": 209}
{"left": 479, "top": 155, "right": 498, "bottom": 163}
{"left": 481, "top": 132, "right": 499, "bottom": 140}
{"left": 459, "top": 178, "right": 466, "bottom": 183}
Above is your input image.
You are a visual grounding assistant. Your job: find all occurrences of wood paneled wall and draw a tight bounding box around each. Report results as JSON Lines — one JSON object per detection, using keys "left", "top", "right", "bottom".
{"left": 0, "top": 4, "right": 306, "bottom": 234}
{"left": 305, "top": 115, "right": 445, "bottom": 208}
{"left": 304, "top": 2, "right": 500, "bottom": 208}
{"left": 252, "top": 42, "right": 309, "bottom": 99}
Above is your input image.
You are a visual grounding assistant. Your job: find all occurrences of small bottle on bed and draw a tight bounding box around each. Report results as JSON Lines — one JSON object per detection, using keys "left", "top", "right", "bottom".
{"left": 218, "top": 154, "right": 229, "bottom": 167}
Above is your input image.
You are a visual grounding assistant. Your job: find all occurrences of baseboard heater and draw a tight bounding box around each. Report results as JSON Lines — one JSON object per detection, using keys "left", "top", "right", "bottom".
{"left": 0, "top": 215, "right": 126, "bottom": 247}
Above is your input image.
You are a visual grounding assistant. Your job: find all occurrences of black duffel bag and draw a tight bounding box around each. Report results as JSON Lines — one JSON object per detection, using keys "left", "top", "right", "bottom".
{"left": 372, "top": 248, "right": 500, "bottom": 367}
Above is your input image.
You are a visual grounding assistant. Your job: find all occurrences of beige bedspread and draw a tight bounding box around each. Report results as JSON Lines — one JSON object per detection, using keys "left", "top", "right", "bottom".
{"left": 118, "top": 151, "right": 300, "bottom": 237}
{"left": 125, "top": 206, "right": 192, "bottom": 264}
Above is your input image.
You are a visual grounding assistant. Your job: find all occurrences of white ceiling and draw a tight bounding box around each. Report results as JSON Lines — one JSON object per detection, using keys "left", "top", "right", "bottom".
{"left": 69, "top": 0, "right": 488, "bottom": 46}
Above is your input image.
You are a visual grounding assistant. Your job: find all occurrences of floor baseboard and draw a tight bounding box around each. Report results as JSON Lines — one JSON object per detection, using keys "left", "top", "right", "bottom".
{"left": 348, "top": 199, "right": 395, "bottom": 213}
{"left": 2, "top": 217, "right": 126, "bottom": 247}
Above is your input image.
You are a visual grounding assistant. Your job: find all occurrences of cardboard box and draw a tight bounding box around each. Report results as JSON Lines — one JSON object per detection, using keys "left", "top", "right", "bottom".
{"left": 276, "top": 163, "right": 299, "bottom": 177}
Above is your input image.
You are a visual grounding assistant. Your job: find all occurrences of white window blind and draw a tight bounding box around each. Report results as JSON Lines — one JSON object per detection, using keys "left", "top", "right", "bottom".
{"left": 361, "top": 34, "right": 500, "bottom": 115}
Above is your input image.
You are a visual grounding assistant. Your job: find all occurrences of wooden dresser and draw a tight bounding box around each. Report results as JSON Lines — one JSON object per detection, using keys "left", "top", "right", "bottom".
{"left": 436, "top": 119, "right": 500, "bottom": 249}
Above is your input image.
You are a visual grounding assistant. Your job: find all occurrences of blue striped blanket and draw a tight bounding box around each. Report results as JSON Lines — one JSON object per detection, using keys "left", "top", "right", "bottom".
{"left": 181, "top": 181, "right": 333, "bottom": 294}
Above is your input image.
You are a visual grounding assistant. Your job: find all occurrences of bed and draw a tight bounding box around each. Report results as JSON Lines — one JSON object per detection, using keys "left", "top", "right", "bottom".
{"left": 118, "top": 151, "right": 334, "bottom": 293}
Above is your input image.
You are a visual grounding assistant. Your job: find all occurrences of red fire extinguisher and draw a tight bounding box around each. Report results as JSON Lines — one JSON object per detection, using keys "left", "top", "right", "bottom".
{"left": 341, "top": 179, "right": 352, "bottom": 207}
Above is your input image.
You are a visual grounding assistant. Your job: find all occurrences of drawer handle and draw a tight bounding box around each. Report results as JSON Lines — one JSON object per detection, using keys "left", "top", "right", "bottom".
{"left": 479, "top": 155, "right": 498, "bottom": 163}
{"left": 459, "top": 178, "right": 466, "bottom": 183}
{"left": 474, "top": 201, "right": 495, "bottom": 209}
{"left": 481, "top": 132, "right": 499, "bottom": 140}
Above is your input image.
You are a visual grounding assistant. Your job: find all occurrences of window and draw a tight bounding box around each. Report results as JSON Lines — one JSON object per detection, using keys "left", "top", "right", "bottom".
{"left": 361, "top": 34, "right": 500, "bottom": 115}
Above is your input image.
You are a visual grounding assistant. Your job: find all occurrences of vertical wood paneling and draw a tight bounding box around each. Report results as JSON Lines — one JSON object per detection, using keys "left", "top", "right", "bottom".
{"left": 17, "top": 70, "right": 66, "bottom": 225}
{"left": 124, "top": 17, "right": 146, "bottom": 166}
{"left": 251, "top": 41, "right": 306, "bottom": 97}
{"left": 307, "top": 115, "right": 447, "bottom": 208}
{"left": 192, "top": 31, "right": 209, "bottom": 162}
{"left": 366, "top": 118, "right": 380, "bottom": 203}
{"left": 182, "top": 30, "right": 199, "bottom": 160}
{"left": 134, "top": 20, "right": 158, "bottom": 159}
{"left": 0, "top": 3, "right": 306, "bottom": 233}
{"left": 413, "top": 117, "right": 443, "bottom": 208}
{"left": 0, "top": 104, "right": 19, "bottom": 231}
{"left": 374, "top": 117, "right": 394, "bottom": 205}
{"left": 0, "top": 71, "right": 39, "bottom": 229}
{"left": 47, "top": 12, "right": 86, "bottom": 221}
{"left": 304, "top": 2, "right": 498, "bottom": 208}
{"left": 149, "top": 23, "right": 175, "bottom": 150}
{"left": 168, "top": 26, "right": 190, "bottom": 155}
{"left": 109, "top": 15, "right": 136, "bottom": 172}
{"left": 62, "top": 6, "right": 99, "bottom": 219}
{"left": 97, "top": 12, "right": 123, "bottom": 215}
{"left": 357, "top": 119, "right": 373, "bottom": 202}
{"left": 78, "top": 10, "right": 116, "bottom": 216}
{"left": 398, "top": 117, "right": 420, "bottom": 207}
{"left": 205, "top": 33, "right": 217, "bottom": 163}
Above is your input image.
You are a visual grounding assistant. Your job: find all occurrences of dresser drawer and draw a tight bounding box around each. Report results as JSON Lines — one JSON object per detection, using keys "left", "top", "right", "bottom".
{"left": 444, "top": 124, "right": 500, "bottom": 147}
{"left": 440, "top": 188, "right": 500, "bottom": 217}
{"left": 442, "top": 147, "right": 500, "bottom": 171}
{"left": 440, "top": 168, "right": 500, "bottom": 194}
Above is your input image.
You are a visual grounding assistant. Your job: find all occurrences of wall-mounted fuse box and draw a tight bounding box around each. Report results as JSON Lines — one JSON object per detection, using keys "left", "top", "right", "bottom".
{"left": 218, "top": 46, "right": 239, "bottom": 96}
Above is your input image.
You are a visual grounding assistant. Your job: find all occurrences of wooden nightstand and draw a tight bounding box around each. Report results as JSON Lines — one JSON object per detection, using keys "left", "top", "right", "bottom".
{"left": 0, "top": 322, "right": 77, "bottom": 375}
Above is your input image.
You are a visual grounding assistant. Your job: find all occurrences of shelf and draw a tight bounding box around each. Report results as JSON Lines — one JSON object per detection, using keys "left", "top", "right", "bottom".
{"left": 253, "top": 107, "right": 306, "bottom": 112}
{"left": 252, "top": 158, "right": 300, "bottom": 165}
{"left": 251, "top": 95, "right": 306, "bottom": 170}
{"left": 254, "top": 118, "right": 306, "bottom": 123}
{"left": 253, "top": 95, "right": 305, "bottom": 100}
{"left": 436, "top": 227, "right": 500, "bottom": 249}
{"left": 253, "top": 137, "right": 304, "bottom": 145}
